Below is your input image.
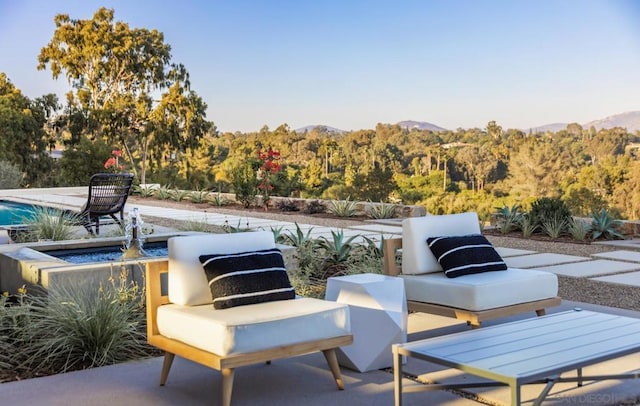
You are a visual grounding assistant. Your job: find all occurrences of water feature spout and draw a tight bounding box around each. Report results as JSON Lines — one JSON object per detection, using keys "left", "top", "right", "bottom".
{"left": 122, "top": 207, "right": 147, "bottom": 259}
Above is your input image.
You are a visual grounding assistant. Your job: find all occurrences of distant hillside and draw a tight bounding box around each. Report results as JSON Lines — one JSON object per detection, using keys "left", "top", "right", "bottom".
{"left": 526, "top": 123, "right": 570, "bottom": 133}
{"left": 396, "top": 120, "right": 447, "bottom": 132}
{"left": 583, "top": 111, "right": 640, "bottom": 132}
{"left": 294, "top": 125, "right": 344, "bottom": 134}
{"left": 528, "top": 111, "right": 640, "bottom": 133}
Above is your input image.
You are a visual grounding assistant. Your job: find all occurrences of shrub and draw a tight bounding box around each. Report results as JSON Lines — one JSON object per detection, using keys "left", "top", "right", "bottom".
{"left": 231, "top": 161, "right": 259, "bottom": 208}
{"left": 327, "top": 198, "right": 358, "bottom": 217}
{"left": 366, "top": 201, "right": 397, "bottom": 219}
{"left": 591, "top": 208, "right": 624, "bottom": 240}
{"left": 530, "top": 197, "right": 572, "bottom": 233}
{"left": 304, "top": 200, "right": 326, "bottom": 214}
{"left": 277, "top": 199, "right": 300, "bottom": 212}
{"left": 0, "top": 160, "right": 23, "bottom": 189}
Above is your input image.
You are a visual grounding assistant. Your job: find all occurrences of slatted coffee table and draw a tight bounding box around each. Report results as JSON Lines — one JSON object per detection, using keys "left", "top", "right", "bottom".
{"left": 393, "top": 309, "right": 640, "bottom": 405}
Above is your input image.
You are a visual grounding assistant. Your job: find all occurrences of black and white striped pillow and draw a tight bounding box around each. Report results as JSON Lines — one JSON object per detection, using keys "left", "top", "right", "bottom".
{"left": 426, "top": 234, "right": 507, "bottom": 278}
{"left": 199, "top": 248, "right": 295, "bottom": 309}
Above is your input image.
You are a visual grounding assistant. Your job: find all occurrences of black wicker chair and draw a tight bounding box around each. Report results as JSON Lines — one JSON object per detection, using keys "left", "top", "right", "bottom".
{"left": 76, "top": 173, "right": 134, "bottom": 235}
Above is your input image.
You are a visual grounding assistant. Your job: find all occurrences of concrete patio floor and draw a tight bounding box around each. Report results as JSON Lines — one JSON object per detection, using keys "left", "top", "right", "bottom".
{"left": 1, "top": 187, "right": 640, "bottom": 405}
{"left": 1, "top": 300, "right": 638, "bottom": 406}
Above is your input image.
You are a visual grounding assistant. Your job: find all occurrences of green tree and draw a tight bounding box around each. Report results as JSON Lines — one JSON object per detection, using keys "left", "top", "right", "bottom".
{"left": 0, "top": 73, "right": 55, "bottom": 186}
{"left": 37, "top": 7, "right": 212, "bottom": 184}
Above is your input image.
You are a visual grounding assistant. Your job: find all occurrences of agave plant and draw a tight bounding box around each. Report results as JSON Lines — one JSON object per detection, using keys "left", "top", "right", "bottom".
{"left": 495, "top": 204, "right": 522, "bottom": 234}
{"left": 518, "top": 213, "right": 538, "bottom": 237}
{"left": 282, "top": 223, "right": 315, "bottom": 247}
{"left": 540, "top": 214, "right": 567, "bottom": 239}
{"left": 366, "top": 201, "right": 397, "bottom": 219}
{"left": 316, "top": 230, "right": 359, "bottom": 278}
{"left": 591, "top": 208, "right": 624, "bottom": 240}
{"left": 188, "top": 189, "right": 209, "bottom": 204}
{"left": 153, "top": 186, "right": 172, "bottom": 200}
{"left": 133, "top": 185, "right": 156, "bottom": 198}
{"left": 327, "top": 198, "right": 358, "bottom": 217}
{"left": 169, "top": 188, "right": 189, "bottom": 202}
{"left": 268, "top": 225, "right": 288, "bottom": 244}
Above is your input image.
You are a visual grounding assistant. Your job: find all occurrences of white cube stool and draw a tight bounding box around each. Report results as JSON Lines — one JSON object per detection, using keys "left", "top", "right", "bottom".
{"left": 325, "top": 273, "right": 407, "bottom": 372}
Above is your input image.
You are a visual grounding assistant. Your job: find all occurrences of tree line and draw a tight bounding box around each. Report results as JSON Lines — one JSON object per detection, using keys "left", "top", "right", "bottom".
{"left": 1, "top": 7, "right": 639, "bottom": 220}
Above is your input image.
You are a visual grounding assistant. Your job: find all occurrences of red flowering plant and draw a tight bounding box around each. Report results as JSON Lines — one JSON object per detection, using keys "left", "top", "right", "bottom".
{"left": 104, "top": 149, "right": 125, "bottom": 173}
{"left": 256, "top": 148, "right": 281, "bottom": 209}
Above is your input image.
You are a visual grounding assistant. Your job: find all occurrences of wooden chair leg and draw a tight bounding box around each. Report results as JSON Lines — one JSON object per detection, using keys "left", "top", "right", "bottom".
{"left": 160, "top": 352, "right": 175, "bottom": 386}
{"left": 322, "top": 349, "right": 344, "bottom": 390}
{"left": 221, "top": 368, "right": 235, "bottom": 406}
{"left": 536, "top": 309, "right": 546, "bottom": 317}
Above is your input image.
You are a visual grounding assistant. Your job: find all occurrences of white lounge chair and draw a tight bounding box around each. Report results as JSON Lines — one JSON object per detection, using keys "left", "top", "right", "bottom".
{"left": 145, "top": 231, "right": 353, "bottom": 406}
{"left": 383, "top": 212, "right": 561, "bottom": 327}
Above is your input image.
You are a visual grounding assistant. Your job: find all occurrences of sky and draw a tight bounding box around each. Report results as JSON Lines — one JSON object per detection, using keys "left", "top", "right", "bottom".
{"left": 1, "top": 0, "right": 639, "bottom": 133}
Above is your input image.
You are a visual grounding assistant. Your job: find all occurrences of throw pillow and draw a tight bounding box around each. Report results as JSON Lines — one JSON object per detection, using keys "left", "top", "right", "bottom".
{"left": 199, "top": 248, "right": 295, "bottom": 309}
{"left": 426, "top": 234, "right": 507, "bottom": 278}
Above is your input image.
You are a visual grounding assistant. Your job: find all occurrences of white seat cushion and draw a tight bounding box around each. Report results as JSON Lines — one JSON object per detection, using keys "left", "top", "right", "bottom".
{"left": 400, "top": 268, "right": 558, "bottom": 312}
{"left": 168, "top": 231, "right": 276, "bottom": 306}
{"left": 402, "top": 212, "right": 481, "bottom": 275}
{"left": 157, "top": 297, "right": 351, "bottom": 356}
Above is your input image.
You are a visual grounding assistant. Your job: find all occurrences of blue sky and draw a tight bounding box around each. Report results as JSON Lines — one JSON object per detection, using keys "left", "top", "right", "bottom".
{"left": 1, "top": 0, "right": 639, "bottom": 133}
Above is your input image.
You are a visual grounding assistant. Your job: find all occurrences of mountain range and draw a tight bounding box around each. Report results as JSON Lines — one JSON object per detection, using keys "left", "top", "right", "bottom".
{"left": 295, "top": 111, "right": 640, "bottom": 134}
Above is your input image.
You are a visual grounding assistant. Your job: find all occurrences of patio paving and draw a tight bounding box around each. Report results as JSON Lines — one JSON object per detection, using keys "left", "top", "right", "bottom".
{"left": 494, "top": 247, "right": 537, "bottom": 258}
{"left": 503, "top": 253, "right": 591, "bottom": 269}
{"left": 591, "top": 270, "right": 640, "bottom": 287}
{"left": 593, "top": 250, "right": 640, "bottom": 262}
{"left": 1, "top": 301, "right": 638, "bottom": 406}
{"left": 533, "top": 259, "right": 640, "bottom": 278}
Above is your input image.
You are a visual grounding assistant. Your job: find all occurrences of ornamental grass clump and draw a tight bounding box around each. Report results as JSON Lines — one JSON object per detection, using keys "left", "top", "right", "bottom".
{"left": 568, "top": 218, "right": 591, "bottom": 241}
{"left": 18, "top": 206, "right": 77, "bottom": 242}
{"left": 19, "top": 267, "right": 154, "bottom": 376}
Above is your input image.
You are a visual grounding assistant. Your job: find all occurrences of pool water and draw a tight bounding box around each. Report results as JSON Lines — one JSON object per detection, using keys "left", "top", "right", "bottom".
{"left": 46, "top": 242, "right": 169, "bottom": 264}
{"left": 0, "top": 200, "right": 52, "bottom": 226}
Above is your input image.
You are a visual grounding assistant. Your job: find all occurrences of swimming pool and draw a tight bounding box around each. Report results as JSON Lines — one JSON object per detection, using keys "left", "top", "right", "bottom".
{"left": 0, "top": 200, "right": 60, "bottom": 226}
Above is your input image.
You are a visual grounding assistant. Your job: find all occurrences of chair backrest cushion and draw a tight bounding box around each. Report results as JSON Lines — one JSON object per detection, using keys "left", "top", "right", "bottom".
{"left": 402, "top": 212, "right": 481, "bottom": 275}
{"left": 168, "top": 231, "right": 276, "bottom": 305}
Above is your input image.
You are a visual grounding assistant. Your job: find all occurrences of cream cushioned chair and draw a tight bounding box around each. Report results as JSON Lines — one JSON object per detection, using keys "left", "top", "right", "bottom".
{"left": 383, "top": 212, "right": 561, "bottom": 327}
{"left": 146, "top": 231, "right": 352, "bottom": 406}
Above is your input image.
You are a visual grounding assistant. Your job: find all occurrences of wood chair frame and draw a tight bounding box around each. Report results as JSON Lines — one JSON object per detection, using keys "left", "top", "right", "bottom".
{"left": 382, "top": 238, "right": 561, "bottom": 328}
{"left": 145, "top": 261, "right": 353, "bottom": 406}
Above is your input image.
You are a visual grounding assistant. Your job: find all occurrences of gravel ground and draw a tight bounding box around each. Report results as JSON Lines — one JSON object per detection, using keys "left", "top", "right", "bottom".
{"left": 130, "top": 197, "right": 640, "bottom": 312}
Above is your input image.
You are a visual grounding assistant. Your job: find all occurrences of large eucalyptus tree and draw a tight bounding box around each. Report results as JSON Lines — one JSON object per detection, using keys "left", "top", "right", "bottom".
{"left": 38, "top": 7, "right": 212, "bottom": 184}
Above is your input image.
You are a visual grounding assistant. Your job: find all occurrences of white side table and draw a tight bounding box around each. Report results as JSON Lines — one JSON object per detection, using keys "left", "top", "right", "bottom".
{"left": 325, "top": 273, "right": 407, "bottom": 372}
